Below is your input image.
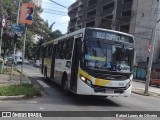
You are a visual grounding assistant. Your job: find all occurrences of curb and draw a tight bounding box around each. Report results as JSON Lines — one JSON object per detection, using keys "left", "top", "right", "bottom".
{"left": 17, "top": 68, "right": 47, "bottom": 96}
{"left": 0, "top": 67, "right": 45, "bottom": 100}
{"left": 27, "top": 76, "right": 47, "bottom": 97}
{"left": 131, "top": 88, "right": 160, "bottom": 98}
{"left": 0, "top": 95, "right": 25, "bottom": 100}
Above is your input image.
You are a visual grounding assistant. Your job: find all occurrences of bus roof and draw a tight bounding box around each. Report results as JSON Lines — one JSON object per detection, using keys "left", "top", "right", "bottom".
{"left": 87, "top": 27, "right": 134, "bottom": 38}
{"left": 42, "top": 27, "right": 134, "bottom": 46}
{"left": 42, "top": 28, "right": 85, "bottom": 46}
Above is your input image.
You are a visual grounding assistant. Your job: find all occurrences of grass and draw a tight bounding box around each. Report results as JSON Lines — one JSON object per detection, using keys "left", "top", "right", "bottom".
{"left": 0, "top": 84, "right": 41, "bottom": 98}
{"left": 2, "top": 66, "right": 20, "bottom": 75}
{"left": 144, "top": 91, "right": 151, "bottom": 96}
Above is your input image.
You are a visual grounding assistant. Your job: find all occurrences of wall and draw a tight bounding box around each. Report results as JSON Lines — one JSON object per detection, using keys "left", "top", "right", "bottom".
{"left": 132, "top": 0, "right": 160, "bottom": 63}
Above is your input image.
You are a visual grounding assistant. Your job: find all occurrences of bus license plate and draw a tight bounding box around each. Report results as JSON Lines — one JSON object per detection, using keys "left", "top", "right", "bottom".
{"left": 105, "top": 89, "right": 114, "bottom": 94}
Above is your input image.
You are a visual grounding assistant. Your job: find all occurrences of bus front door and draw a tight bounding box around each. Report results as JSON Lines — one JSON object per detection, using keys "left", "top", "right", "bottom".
{"left": 70, "top": 37, "right": 82, "bottom": 92}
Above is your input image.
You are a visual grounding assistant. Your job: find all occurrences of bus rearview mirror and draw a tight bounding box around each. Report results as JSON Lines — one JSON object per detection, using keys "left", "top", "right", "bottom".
{"left": 66, "top": 61, "right": 71, "bottom": 68}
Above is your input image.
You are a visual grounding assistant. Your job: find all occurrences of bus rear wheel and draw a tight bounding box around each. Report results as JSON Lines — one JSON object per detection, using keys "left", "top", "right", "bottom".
{"left": 62, "top": 76, "right": 70, "bottom": 95}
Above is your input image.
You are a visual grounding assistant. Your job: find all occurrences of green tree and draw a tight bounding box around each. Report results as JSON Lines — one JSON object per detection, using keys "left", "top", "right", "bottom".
{"left": 34, "top": 21, "right": 63, "bottom": 60}
{"left": 0, "top": 0, "right": 45, "bottom": 58}
{"left": 0, "top": 0, "right": 63, "bottom": 59}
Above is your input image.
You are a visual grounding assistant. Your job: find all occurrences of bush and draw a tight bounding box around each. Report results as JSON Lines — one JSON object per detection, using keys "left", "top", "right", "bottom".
{"left": 0, "top": 84, "right": 41, "bottom": 98}
{"left": 0, "top": 58, "right": 3, "bottom": 63}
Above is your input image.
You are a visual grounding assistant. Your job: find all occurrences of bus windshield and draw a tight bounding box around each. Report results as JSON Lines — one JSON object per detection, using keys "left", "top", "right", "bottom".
{"left": 83, "top": 39, "right": 134, "bottom": 73}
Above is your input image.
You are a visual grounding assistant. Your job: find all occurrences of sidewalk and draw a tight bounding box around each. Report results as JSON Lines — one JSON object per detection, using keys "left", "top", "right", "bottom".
{"left": 0, "top": 74, "right": 31, "bottom": 86}
{"left": 132, "top": 79, "right": 160, "bottom": 97}
{"left": 0, "top": 66, "right": 31, "bottom": 86}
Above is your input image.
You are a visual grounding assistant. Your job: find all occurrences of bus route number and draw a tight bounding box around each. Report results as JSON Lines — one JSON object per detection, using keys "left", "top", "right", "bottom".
{"left": 95, "top": 32, "right": 125, "bottom": 42}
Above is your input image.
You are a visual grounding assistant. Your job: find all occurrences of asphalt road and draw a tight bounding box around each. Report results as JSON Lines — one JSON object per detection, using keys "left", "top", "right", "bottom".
{"left": 0, "top": 64, "right": 159, "bottom": 119}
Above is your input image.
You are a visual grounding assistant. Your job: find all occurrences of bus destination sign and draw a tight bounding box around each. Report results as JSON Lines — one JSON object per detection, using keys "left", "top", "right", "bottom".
{"left": 92, "top": 31, "right": 133, "bottom": 43}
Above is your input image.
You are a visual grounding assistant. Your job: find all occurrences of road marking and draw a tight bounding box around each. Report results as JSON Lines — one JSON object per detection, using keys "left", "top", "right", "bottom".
{"left": 40, "top": 107, "right": 44, "bottom": 110}
{"left": 36, "top": 80, "right": 50, "bottom": 88}
{"left": 28, "top": 73, "right": 40, "bottom": 75}
{"left": 28, "top": 101, "right": 38, "bottom": 104}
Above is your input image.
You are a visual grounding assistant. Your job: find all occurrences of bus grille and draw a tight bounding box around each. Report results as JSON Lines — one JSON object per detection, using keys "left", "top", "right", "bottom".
{"left": 93, "top": 85, "right": 126, "bottom": 94}
{"left": 93, "top": 73, "right": 128, "bottom": 80}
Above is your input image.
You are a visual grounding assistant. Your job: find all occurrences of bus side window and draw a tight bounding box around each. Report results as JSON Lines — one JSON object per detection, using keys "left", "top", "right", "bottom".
{"left": 66, "top": 37, "right": 74, "bottom": 60}
{"left": 62, "top": 39, "right": 67, "bottom": 59}
{"left": 46, "top": 46, "right": 50, "bottom": 58}
{"left": 44, "top": 46, "right": 47, "bottom": 57}
{"left": 48, "top": 45, "right": 53, "bottom": 57}
{"left": 56, "top": 38, "right": 74, "bottom": 60}
{"left": 56, "top": 42, "right": 60, "bottom": 59}
{"left": 56, "top": 41, "right": 63, "bottom": 59}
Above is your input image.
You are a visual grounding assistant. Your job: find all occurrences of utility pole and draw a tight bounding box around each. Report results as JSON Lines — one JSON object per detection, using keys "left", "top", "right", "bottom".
{"left": 0, "top": 15, "right": 5, "bottom": 57}
{"left": 10, "top": 0, "right": 21, "bottom": 81}
{"left": 20, "top": 25, "right": 27, "bottom": 84}
{"left": 13, "top": 0, "right": 21, "bottom": 62}
{"left": 144, "top": 0, "right": 160, "bottom": 94}
{"left": 113, "top": 0, "right": 117, "bottom": 30}
{"left": 0, "top": 27, "right": 3, "bottom": 57}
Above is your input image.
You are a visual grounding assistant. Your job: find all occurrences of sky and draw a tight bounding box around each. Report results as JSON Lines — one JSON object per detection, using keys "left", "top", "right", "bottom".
{"left": 41, "top": 0, "right": 75, "bottom": 34}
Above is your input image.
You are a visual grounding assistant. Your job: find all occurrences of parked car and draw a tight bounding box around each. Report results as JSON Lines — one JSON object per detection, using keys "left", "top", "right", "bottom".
{"left": 150, "top": 69, "right": 160, "bottom": 87}
{"left": 33, "top": 60, "right": 42, "bottom": 67}
{"left": 24, "top": 59, "right": 30, "bottom": 64}
{"left": 6, "top": 57, "right": 13, "bottom": 66}
{"left": 150, "top": 78, "right": 160, "bottom": 87}
{"left": 16, "top": 57, "right": 22, "bottom": 65}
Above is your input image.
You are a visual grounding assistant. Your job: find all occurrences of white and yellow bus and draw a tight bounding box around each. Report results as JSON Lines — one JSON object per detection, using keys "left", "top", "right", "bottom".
{"left": 41, "top": 27, "right": 134, "bottom": 97}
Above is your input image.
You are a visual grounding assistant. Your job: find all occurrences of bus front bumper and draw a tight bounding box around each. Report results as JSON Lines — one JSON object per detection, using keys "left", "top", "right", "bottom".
{"left": 77, "top": 78, "right": 132, "bottom": 97}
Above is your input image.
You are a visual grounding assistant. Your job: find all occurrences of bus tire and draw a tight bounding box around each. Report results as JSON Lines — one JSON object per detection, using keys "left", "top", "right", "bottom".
{"left": 62, "top": 74, "right": 70, "bottom": 95}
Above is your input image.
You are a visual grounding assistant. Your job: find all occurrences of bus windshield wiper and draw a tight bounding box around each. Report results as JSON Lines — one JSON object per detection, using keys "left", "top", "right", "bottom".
{"left": 96, "top": 39, "right": 106, "bottom": 57}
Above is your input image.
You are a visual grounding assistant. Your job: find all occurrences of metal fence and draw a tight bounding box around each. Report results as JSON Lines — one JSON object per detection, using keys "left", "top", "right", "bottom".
{"left": 133, "top": 67, "right": 147, "bottom": 80}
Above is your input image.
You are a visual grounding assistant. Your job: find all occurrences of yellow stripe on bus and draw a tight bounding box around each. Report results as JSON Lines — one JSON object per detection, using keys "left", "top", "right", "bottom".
{"left": 78, "top": 69, "right": 92, "bottom": 81}
{"left": 78, "top": 69, "right": 110, "bottom": 86}
{"left": 44, "top": 58, "right": 51, "bottom": 66}
{"left": 95, "top": 78, "right": 110, "bottom": 86}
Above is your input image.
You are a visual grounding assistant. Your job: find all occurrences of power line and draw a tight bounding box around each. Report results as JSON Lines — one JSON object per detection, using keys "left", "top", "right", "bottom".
{"left": 42, "top": 8, "right": 67, "bottom": 13}
{"left": 42, "top": 2, "right": 55, "bottom": 4}
{"left": 54, "top": 22, "right": 68, "bottom": 27}
{"left": 57, "top": 22, "right": 68, "bottom": 25}
{"left": 42, "top": 11, "right": 67, "bottom": 16}
{"left": 42, "top": 4, "right": 64, "bottom": 8}
{"left": 49, "top": 0, "right": 67, "bottom": 9}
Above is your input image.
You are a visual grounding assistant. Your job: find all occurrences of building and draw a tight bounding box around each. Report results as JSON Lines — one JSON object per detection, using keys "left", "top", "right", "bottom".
{"left": 68, "top": 0, "right": 160, "bottom": 63}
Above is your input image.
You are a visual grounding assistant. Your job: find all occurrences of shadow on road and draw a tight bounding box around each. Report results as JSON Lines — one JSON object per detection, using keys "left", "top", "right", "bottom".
{"left": 71, "top": 96, "right": 121, "bottom": 107}
{"left": 29, "top": 76, "right": 121, "bottom": 107}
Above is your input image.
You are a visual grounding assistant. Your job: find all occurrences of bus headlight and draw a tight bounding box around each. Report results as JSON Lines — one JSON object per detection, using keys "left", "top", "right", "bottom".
{"left": 80, "top": 75, "right": 92, "bottom": 87}
{"left": 80, "top": 76, "right": 86, "bottom": 81}
{"left": 86, "top": 79, "right": 92, "bottom": 86}
{"left": 126, "top": 82, "right": 131, "bottom": 89}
